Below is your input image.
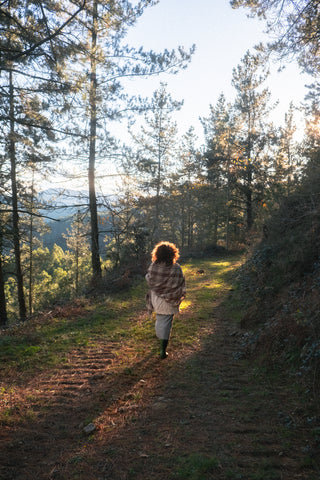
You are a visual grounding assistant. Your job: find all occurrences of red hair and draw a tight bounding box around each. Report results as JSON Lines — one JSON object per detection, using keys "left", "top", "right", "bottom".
{"left": 151, "top": 241, "right": 180, "bottom": 265}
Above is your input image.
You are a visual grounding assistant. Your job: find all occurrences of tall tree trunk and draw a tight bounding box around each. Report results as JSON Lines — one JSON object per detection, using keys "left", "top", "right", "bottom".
{"left": 246, "top": 168, "right": 253, "bottom": 231}
{"left": 187, "top": 187, "right": 192, "bottom": 249}
{"left": 180, "top": 195, "right": 186, "bottom": 249}
{"left": 153, "top": 135, "right": 161, "bottom": 243}
{"left": 226, "top": 177, "right": 230, "bottom": 250}
{"left": 88, "top": 0, "right": 101, "bottom": 282}
{"left": 213, "top": 211, "right": 219, "bottom": 245}
{"left": 28, "top": 168, "right": 35, "bottom": 316}
{"left": 0, "top": 252, "right": 8, "bottom": 325}
{"left": 0, "top": 207, "right": 8, "bottom": 324}
{"left": 226, "top": 140, "right": 232, "bottom": 251}
{"left": 246, "top": 117, "right": 253, "bottom": 231}
{"left": 9, "top": 68, "right": 26, "bottom": 321}
{"left": 75, "top": 210, "right": 80, "bottom": 293}
{"left": 153, "top": 106, "right": 164, "bottom": 244}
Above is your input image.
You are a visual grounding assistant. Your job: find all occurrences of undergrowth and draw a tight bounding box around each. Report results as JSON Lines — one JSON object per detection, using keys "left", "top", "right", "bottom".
{"left": 232, "top": 171, "right": 320, "bottom": 402}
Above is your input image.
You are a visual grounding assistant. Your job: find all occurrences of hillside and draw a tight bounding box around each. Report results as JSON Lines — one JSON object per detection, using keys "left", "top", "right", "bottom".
{"left": 38, "top": 189, "right": 113, "bottom": 250}
{"left": 0, "top": 255, "right": 319, "bottom": 479}
{"left": 234, "top": 168, "right": 320, "bottom": 400}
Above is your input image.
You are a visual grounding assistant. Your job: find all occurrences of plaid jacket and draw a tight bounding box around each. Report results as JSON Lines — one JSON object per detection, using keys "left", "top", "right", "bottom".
{"left": 145, "top": 262, "right": 186, "bottom": 314}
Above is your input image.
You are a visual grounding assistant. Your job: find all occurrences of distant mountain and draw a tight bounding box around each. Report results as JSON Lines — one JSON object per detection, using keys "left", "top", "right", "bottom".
{"left": 38, "top": 188, "right": 89, "bottom": 221}
{"left": 38, "top": 188, "right": 114, "bottom": 250}
{"left": 42, "top": 218, "right": 72, "bottom": 250}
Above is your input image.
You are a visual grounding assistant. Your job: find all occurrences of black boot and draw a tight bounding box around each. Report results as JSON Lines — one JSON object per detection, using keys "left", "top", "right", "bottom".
{"left": 160, "top": 339, "right": 168, "bottom": 359}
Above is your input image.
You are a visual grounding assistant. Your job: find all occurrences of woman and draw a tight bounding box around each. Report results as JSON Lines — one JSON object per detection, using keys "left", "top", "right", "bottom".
{"left": 146, "top": 241, "right": 186, "bottom": 359}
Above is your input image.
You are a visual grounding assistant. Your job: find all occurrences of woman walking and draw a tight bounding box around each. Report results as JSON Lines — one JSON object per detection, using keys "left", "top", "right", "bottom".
{"left": 146, "top": 241, "right": 186, "bottom": 359}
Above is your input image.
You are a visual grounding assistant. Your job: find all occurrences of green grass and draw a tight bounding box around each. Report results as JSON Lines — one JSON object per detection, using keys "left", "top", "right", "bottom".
{"left": 1, "top": 254, "right": 317, "bottom": 480}
{"left": 0, "top": 254, "right": 243, "bottom": 380}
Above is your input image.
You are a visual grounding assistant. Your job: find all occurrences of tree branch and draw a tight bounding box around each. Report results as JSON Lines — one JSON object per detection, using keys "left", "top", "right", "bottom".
{"left": 6, "top": 0, "right": 87, "bottom": 62}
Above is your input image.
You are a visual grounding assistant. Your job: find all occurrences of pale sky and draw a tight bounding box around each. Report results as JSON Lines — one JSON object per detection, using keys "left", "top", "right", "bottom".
{"left": 123, "top": 0, "right": 311, "bottom": 143}
{"left": 44, "top": 0, "right": 312, "bottom": 193}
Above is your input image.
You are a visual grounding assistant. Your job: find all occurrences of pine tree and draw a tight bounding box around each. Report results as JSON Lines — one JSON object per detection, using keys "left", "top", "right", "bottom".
{"left": 129, "top": 83, "right": 183, "bottom": 244}
{"left": 231, "top": 0, "right": 320, "bottom": 76}
{"left": 174, "top": 127, "right": 201, "bottom": 249}
{"left": 8, "top": 67, "right": 27, "bottom": 320}
{"left": 232, "top": 50, "right": 274, "bottom": 231}
{"left": 0, "top": 199, "right": 9, "bottom": 324}
{"left": 59, "top": 1, "right": 194, "bottom": 280}
{"left": 0, "top": 0, "right": 86, "bottom": 320}
{"left": 201, "top": 94, "right": 242, "bottom": 248}
{"left": 0, "top": 146, "right": 11, "bottom": 324}
{"left": 0, "top": 0, "right": 86, "bottom": 67}
{"left": 0, "top": 254, "right": 7, "bottom": 325}
{"left": 63, "top": 210, "right": 91, "bottom": 294}
{"left": 273, "top": 103, "right": 299, "bottom": 196}
{"left": 21, "top": 165, "right": 51, "bottom": 316}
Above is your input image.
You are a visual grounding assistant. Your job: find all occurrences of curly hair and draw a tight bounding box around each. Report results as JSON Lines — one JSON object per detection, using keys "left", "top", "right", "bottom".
{"left": 151, "top": 241, "right": 180, "bottom": 265}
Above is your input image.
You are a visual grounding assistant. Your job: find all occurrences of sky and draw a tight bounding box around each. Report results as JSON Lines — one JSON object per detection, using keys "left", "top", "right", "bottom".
{"left": 46, "top": 0, "right": 313, "bottom": 193}
{"left": 122, "top": 0, "right": 311, "bottom": 142}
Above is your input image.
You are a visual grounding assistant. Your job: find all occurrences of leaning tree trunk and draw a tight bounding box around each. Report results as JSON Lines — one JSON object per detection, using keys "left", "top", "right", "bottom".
{"left": 9, "top": 67, "right": 27, "bottom": 321}
{"left": 88, "top": 0, "right": 102, "bottom": 282}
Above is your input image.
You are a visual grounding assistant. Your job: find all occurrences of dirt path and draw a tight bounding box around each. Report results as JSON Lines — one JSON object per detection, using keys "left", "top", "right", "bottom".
{"left": 0, "top": 295, "right": 319, "bottom": 479}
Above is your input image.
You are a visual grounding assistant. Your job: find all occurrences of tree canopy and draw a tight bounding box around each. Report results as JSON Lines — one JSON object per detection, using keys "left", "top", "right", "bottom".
{"left": 230, "top": 0, "right": 320, "bottom": 75}
{"left": 0, "top": 1, "right": 320, "bottom": 323}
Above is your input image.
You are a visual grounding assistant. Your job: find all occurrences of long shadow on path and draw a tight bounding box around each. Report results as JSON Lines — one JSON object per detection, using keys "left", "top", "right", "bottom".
{"left": 92, "top": 309, "right": 317, "bottom": 480}
{"left": 0, "top": 298, "right": 318, "bottom": 480}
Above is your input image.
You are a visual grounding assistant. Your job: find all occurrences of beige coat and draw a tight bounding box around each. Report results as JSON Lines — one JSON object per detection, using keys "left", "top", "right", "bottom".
{"left": 145, "top": 262, "right": 185, "bottom": 315}
{"left": 149, "top": 289, "right": 180, "bottom": 315}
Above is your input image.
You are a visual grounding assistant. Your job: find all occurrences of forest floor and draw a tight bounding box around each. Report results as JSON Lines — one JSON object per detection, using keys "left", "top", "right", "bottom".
{"left": 0, "top": 255, "right": 319, "bottom": 480}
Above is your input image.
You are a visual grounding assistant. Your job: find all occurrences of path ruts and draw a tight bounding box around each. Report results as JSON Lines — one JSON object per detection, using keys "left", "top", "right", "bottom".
{"left": 0, "top": 302, "right": 318, "bottom": 479}
{"left": 90, "top": 311, "right": 315, "bottom": 480}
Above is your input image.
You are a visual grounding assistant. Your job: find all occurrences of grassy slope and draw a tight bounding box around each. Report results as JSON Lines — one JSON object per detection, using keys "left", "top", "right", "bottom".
{"left": 0, "top": 256, "right": 239, "bottom": 383}
{"left": 0, "top": 254, "right": 319, "bottom": 479}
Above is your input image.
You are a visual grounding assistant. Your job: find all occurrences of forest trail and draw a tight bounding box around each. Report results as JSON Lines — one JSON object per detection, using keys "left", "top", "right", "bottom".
{"left": 0, "top": 257, "right": 318, "bottom": 480}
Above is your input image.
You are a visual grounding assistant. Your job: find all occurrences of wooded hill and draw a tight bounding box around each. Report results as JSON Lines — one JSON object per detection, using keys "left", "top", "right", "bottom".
{"left": 234, "top": 158, "right": 320, "bottom": 399}
{"left": 1, "top": 1, "right": 319, "bottom": 476}
{"left": 1, "top": 0, "right": 320, "bottom": 331}
{"left": 0, "top": 249, "right": 319, "bottom": 479}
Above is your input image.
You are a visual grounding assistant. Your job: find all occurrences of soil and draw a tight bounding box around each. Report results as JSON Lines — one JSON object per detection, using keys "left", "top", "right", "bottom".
{"left": 0, "top": 294, "right": 319, "bottom": 479}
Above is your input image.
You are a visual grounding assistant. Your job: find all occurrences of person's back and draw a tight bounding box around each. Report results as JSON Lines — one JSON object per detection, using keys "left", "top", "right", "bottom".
{"left": 146, "top": 241, "right": 186, "bottom": 359}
